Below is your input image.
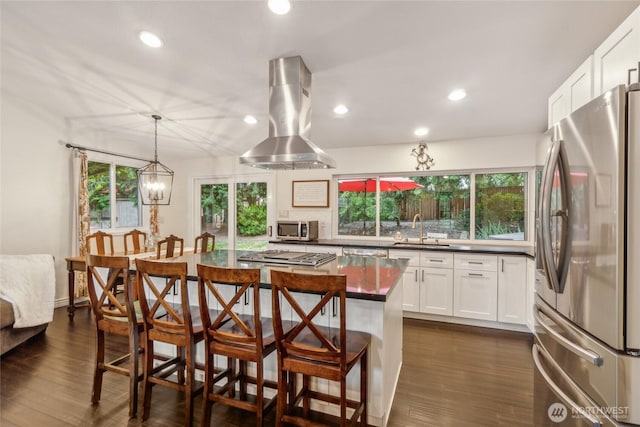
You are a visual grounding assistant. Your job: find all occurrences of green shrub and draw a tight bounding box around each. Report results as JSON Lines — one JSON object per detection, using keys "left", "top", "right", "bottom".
{"left": 237, "top": 205, "right": 267, "bottom": 236}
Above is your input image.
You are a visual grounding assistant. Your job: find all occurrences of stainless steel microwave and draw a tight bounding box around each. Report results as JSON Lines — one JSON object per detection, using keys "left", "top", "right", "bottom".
{"left": 276, "top": 220, "right": 318, "bottom": 241}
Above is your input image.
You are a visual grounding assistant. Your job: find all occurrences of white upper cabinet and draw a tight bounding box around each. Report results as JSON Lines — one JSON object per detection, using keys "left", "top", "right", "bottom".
{"left": 548, "top": 6, "right": 640, "bottom": 128}
{"left": 547, "top": 85, "right": 567, "bottom": 129}
{"left": 593, "top": 6, "right": 640, "bottom": 95}
{"left": 548, "top": 56, "right": 594, "bottom": 128}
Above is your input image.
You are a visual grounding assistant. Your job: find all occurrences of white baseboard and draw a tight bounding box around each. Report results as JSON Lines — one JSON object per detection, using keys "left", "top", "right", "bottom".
{"left": 403, "top": 311, "right": 531, "bottom": 333}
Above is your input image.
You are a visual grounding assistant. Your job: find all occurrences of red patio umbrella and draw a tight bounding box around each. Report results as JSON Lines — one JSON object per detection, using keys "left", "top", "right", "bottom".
{"left": 339, "top": 177, "right": 423, "bottom": 192}
{"left": 338, "top": 177, "right": 423, "bottom": 233}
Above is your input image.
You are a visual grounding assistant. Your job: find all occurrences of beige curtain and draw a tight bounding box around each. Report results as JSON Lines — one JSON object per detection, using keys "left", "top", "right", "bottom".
{"left": 73, "top": 150, "right": 90, "bottom": 297}
{"left": 150, "top": 204, "right": 159, "bottom": 236}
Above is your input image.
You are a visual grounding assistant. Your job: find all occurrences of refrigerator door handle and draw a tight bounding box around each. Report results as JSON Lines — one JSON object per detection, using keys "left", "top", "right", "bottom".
{"left": 555, "top": 141, "right": 572, "bottom": 293}
{"left": 532, "top": 344, "right": 603, "bottom": 427}
{"left": 540, "top": 139, "right": 572, "bottom": 294}
{"left": 535, "top": 306, "right": 603, "bottom": 366}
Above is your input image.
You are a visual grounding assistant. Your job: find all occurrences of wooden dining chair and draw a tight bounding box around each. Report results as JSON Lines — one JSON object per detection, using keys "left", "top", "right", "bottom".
{"left": 86, "top": 254, "right": 143, "bottom": 418}
{"left": 86, "top": 231, "right": 115, "bottom": 255}
{"left": 194, "top": 232, "right": 215, "bottom": 254}
{"left": 156, "top": 234, "right": 184, "bottom": 259}
{"left": 270, "top": 270, "right": 370, "bottom": 427}
{"left": 197, "top": 265, "right": 296, "bottom": 426}
{"left": 124, "top": 229, "right": 147, "bottom": 254}
{"left": 134, "top": 258, "right": 204, "bottom": 426}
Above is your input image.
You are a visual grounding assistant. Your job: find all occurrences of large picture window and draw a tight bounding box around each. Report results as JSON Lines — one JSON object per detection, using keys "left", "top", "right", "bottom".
{"left": 88, "top": 160, "right": 141, "bottom": 230}
{"left": 475, "top": 172, "right": 526, "bottom": 241}
{"left": 337, "top": 171, "right": 527, "bottom": 242}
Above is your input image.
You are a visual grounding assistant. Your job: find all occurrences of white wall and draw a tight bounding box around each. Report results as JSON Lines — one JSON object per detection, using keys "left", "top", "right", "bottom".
{"left": 1, "top": 98, "right": 74, "bottom": 304}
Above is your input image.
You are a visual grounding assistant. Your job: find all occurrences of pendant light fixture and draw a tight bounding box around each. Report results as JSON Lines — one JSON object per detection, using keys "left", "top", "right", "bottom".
{"left": 137, "top": 114, "right": 174, "bottom": 205}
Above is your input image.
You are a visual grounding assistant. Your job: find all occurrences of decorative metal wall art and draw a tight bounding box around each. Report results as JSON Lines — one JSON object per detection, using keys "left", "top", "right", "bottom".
{"left": 410, "top": 142, "right": 435, "bottom": 170}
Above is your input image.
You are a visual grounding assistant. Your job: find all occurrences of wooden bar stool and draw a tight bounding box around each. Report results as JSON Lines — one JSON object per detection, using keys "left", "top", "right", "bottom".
{"left": 124, "top": 229, "right": 147, "bottom": 254}
{"left": 194, "top": 232, "right": 215, "bottom": 254}
{"left": 135, "top": 258, "right": 204, "bottom": 426}
{"left": 156, "top": 234, "right": 184, "bottom": 259}
{"left": 85, "top": 254, "right": 143, "bottom": 418}
{"left": 270, "top": 270, "right": 370, "bottom": 427}
{"left": 197, "top": 265, "right": 296, "bottom": 426}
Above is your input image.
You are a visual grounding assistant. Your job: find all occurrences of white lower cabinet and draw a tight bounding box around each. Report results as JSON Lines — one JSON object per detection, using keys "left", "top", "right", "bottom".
{"left": 419, "top": 252, "right": 454, "bottom": 316}
{"left": 497, "top": 256, "right": 527, "bottom": 325}
{"left": 389, "top": 250, "right": 421, "bottom": 312}
{"left": 453, "top": 269, "right": 498, "bottom": 321}
{"left": 420, "top": 267, "right": 453, "bottom": 315}
{"left": 453, "top": 253, "right": 498, "bottom": 321}
{"left": 401, "top": 266, "right": 420, "bottom": 312}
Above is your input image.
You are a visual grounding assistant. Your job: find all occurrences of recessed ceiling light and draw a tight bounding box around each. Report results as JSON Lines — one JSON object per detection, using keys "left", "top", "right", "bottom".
{"left": 333, "top": 104, "right": 348, "bottom": 115}
{"left": 268, "top": 0, "right": 291, "bottom": 15}
{"left": 139, "top": 31, "right": 163, "bottom": 48}
{"left": 414, "top": 127, "right": 429, "bottom": 137}
{"left": 244, "top": 115, "right": 258, "bottom": 125}
{"left": 448, "top": 89, "right": 466, "bottom": 101}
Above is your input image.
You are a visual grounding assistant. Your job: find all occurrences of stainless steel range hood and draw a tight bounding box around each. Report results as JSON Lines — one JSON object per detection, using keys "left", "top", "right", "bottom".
{"left": 240, "top": 56, "right": 336, "bottom": 170}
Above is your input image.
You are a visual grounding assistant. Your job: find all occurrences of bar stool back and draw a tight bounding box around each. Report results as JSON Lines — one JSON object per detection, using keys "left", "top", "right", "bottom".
{"left": 270, "top": 270, "right": 370, "bottom": 427}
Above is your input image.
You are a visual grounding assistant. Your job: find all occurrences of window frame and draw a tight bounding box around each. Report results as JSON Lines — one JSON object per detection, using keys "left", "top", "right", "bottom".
{"left": 333, "top": 167, "right": 530, "bottom": 245}
{"left": 86, "top": 153, "right": 147, "bottom": 233}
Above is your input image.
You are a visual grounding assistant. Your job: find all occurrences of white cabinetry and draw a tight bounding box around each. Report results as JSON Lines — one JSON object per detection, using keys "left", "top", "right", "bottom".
{"left": 593, "top": 6, "right": 640, "bottom": 95}
{"left": 548, "top": 6, "right": 640, "bottom": 127}
{"left": 497, "top": 256, "right": 527, "bottom": 325}
{"left": 547, "top": 56, "right": 594, "bottom": 128}
{"left": 419, "top": 252, "right": 454, "bottom": 316}
{"left": 389, "top": 250, "right": 421, "bottom": 312}
{"left": 453, "top": 254, "right": 498, "bottom": 321}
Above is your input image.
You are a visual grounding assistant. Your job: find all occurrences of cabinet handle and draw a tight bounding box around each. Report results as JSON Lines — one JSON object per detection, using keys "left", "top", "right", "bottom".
{"left": 321, "top": 295, "right": 326, "bottom": 315}
{"left": 415, "top": 270, "right": 418, "bottom": 282}
{"left": 429, "top": 259, "right": 443, "bottom": 263}
{"left": 421, "top": 270, "right": 425, "bottom": 282}
{"left": 468, "top": 261, "right": 483, "bottom": 265}
{"left": 501, "top": 259, "right": 504, "bottom": 272}
{"left": 235, "top": 285, "right": 240, "bottom": 304}
{"left": 244, "top": 291, "right": 249, "bottom": 306}
{"left": 468, "top": 273, "right": 483, "bottom": 277}
{"left": 332, "top": 296, "right": 338, "bottom": 318}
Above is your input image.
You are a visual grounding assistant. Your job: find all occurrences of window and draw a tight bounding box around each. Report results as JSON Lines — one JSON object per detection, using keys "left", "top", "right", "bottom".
{"left": 338, "top": 175, "right": 471, "bottom": 239}
{"left": 475, "top": 172, "right": 526, "bottom": 241}
{"left": 87, "top": 160, "right": 141, "bottom": 230}
{"left": 336, "top": 171, "right": 527, "bottom": 242}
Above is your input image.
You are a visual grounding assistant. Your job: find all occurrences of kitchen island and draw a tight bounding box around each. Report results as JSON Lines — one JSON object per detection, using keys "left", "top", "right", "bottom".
{"left": 150, "top": 249, "right": 407, "bottom": 427}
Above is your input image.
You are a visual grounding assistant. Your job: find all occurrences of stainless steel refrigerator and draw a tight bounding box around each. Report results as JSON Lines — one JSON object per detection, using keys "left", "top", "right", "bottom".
{"left": 534, "top": 83, "right": 640, "bottom": 426}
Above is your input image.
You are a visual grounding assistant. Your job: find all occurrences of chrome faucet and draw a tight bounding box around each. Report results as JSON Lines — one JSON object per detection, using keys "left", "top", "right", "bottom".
{"left": 412, "top": 213, "right": 423, "bottom": 243}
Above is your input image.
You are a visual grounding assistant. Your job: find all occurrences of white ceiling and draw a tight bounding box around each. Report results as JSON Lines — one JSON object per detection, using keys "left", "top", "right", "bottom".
{"left": 2, "top": 1, "right": 638, "bottom": 161}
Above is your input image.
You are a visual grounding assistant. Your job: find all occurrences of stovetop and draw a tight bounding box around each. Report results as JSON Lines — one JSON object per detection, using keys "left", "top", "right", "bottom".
{"left": 237, "top": 250, "right": 336, "bottom": 267}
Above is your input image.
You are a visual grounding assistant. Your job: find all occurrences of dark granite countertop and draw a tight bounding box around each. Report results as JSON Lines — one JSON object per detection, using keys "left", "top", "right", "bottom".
{"left": 161, "top": 249, "right": 407, "bottom": 302}
{"left": 270, "top": 239, "right": 535, "bottom": 257}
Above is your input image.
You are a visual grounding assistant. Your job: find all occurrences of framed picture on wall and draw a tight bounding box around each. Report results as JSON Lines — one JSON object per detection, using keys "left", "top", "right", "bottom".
{"left": 292, "top": 180, "right": 330, "bottom": 208}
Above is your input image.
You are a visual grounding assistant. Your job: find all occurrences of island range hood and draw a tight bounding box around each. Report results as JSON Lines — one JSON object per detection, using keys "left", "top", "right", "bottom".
{"left": 240, "top": 56, "right": 336, "bottom": 170}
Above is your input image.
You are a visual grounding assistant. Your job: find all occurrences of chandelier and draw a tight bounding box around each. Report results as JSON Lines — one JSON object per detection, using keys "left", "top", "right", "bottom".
{"left": 137, "top": 114, "right": 174, "bottom": 205}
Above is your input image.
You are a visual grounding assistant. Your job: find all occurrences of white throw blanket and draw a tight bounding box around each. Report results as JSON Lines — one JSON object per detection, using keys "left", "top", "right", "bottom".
{"left": 0, "top": 254, "right": 55, "bottom": 328}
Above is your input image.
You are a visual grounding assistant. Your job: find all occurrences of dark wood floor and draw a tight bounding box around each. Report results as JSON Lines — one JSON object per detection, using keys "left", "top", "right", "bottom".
{"left": 1, "top": 309, "right": 533, "bottom": 426}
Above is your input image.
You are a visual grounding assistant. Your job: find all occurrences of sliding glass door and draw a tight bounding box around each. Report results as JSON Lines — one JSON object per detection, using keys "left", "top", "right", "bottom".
{"left": 198, "top": 181, "right": 230, "bottom": 248}
{"left": 195, "top": 175, "right": 272, "bottom": 251}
